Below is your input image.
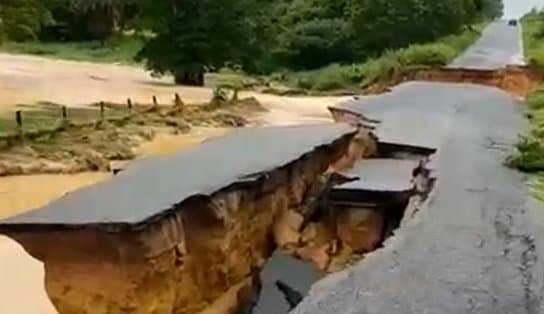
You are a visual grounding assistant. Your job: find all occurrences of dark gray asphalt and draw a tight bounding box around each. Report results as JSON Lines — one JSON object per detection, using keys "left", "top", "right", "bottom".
{"left": 294, "top": 82, "right": 544, "bottom": 314}
{"left": 253, "top": 253, "right": 323, "bottom": 314}
{"left": 335, "top": 82, "right": 485, "bottom": 150}
{"left": 0, "top": 124, "right": 355, "bottom": 227}
{"left": 336, "top": 159, "right": 419, "bottom": 193}
{"left": 447, "top": 20, "right": 524, "bottom": 70}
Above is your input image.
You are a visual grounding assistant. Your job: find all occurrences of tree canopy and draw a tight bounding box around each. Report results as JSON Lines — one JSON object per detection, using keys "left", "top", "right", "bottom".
{"left": 0, "top": 0, "right": 504, "bottom": 83}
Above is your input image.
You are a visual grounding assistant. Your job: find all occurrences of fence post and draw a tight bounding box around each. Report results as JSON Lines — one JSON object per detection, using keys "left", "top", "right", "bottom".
{"left": 15, "top": 110, "right": 23, "bottom": 141}
{"left": 100, "top": 102, "right": 105, "bottom": 121}
{"left": 174, "top": 93, "right": 184, "bottom": 109}
{"left": 61, "top": 106, "right": 68, "bottom": 121}
{"left": 127, "top": 98, "right": 133, "bottom": 113}
{"left": 15, "top": 111, "right": 22, "bottom": 128}
{"left": 231, "top": 88, "right": 239, "bottom": 102}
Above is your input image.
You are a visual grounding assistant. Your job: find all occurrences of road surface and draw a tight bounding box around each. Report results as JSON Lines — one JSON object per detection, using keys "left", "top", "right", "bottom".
{"left": 448, "top": 20, "right": 525, "bottom": 70}
{"left": 294, "top": 20, "right": 544, "bottom": 314}
{"left": 296, "top": 82, "right": 544, "bottom": 314}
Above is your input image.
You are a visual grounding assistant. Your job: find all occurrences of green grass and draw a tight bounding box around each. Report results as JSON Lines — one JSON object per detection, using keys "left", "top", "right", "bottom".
{"left": 0, "top": 35, "right": 144, "bottom": 64}
{"left": 522, "top": 10, "right": 544, "bottom": 68}
{"left": 532, "top": 174, "right": 544, "bottom": 203}
{"left": 279, "top": 23, "right": 486, "bottom": 92}
{"left": 506, "top": 88, "right": 544, "bottom": 202}
{"left": 205, "top": 68, "right": 262, "bottom": 89}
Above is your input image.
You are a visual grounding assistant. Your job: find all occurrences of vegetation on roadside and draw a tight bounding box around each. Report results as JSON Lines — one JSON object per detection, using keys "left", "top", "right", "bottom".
{"left": 507, "top": 8, "right": 544, "bottom": 196}
{"left": 522, "top": 9, "right": 544, "bottom": 68}
{"left": 280, "top": 24, "right": 486, "bottom": 91}
{"left": 0, "top": 35, "right": 144, "bottom": 64}
{"left": 0, "top": 0, "right": 503, "bottom": 88}
{"left": 506, "top": 89, "right": 544, "bottom": 200}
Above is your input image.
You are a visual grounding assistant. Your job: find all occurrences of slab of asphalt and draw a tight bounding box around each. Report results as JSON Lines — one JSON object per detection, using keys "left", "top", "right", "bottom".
{"left": 447, "top": 20, "right": 525, "bottom": 70}
{"left": 334, "top": 82, "right": 486, "bottom": 150}
{"left": 294, "top": 82, "right": 544, "bottom": 314}
{"left": 0, "top": 123, "right": 355, "bottom": 227}
{"left": 335, "top": 159, "right": 419, "bottom": 193}
{"left": 252, "top": 253, "right": 324, "bottom": 314}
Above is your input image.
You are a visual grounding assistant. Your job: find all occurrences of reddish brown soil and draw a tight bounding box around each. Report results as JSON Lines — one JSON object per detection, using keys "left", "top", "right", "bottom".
{"left": 363, "top": 66, "right": 543, "bottom": 97}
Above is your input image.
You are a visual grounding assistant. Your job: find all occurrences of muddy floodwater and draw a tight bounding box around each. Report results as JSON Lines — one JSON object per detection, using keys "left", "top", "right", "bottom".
{"left": 0, "top": 127, "right": 231, "bottom": 314}
{"left": 0, "top": 173, "right": 111, "bottom": 220}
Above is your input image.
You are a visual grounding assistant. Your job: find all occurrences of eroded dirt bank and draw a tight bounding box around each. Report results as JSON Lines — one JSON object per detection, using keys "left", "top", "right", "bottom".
{"left": 364, "top": 66, "right": 542, "bottom": 97}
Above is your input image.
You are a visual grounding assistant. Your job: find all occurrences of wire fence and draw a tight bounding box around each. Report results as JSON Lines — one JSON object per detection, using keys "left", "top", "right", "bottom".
{"left": 0, "top": 93, "right": 186, "bottom": 147}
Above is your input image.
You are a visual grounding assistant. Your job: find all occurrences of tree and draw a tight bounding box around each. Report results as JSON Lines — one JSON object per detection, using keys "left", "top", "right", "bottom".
{"left": 0, "top": 0, "right": 52, "bottom": 41}
{"left": 136, "top": 0, "right": 256, "bottom": 85}
{"left": 350, "top": 0, "right": 466, "bottom": 54}
{"left": 41, "top": 0, "right": 135, "bottom": 41}
{"left": 271, "top": 0, "right": 354, "bottom": 69}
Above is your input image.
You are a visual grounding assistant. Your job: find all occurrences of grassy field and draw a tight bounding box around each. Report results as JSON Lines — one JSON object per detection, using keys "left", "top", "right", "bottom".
{"left": 0, "top": 35, "right": 144, "bottom": 64}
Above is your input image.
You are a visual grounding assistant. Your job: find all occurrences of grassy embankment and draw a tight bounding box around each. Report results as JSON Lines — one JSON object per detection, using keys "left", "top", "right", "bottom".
{"left": 506, "top": 11, "right": 544, "bottom": 203}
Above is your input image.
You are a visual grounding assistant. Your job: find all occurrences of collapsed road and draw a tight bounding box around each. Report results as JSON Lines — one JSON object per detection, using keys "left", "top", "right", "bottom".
{"left": 0, "top": 123, "right": 360, "bottom": 313}
{"left": 0, "top": 18, "right": 541, "bottom": 314}
{"left": 293, "top": 20, "right": 544, "bottom": 314}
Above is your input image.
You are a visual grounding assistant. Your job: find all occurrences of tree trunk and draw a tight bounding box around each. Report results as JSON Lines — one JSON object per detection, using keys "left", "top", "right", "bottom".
{"left": 80, "top": 6, "right": 117, "bottom": 40}
{"left": 174, "top": 72, "right": 205, "bottom": 86}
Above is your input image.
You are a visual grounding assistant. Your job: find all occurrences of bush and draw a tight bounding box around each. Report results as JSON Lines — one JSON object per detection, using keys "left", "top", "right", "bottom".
{"left": 527, "top": 89, "right": 544, "bottom": 111}
{"left": 522, "top": 10, "right": 544, "bottom": 69}
{"left": 505, "top": 135, "right": 544, "bottom": 172}
{"left": 358, "top": 53, "right": 403, "bottom": 87}
{"left": 397, "top": 43, "right": 456, "bottom": 66}
{"left": 0, "top": 0, "right": 52, "bottom": 42}
{"left": 283, "top": 23, "right": 482, "bottom": 91}
{"left": 507, "top": 89, "right": 544, "bottom": 173}
{"left": 291, "top": 64, "right": 361, "bottom": 91}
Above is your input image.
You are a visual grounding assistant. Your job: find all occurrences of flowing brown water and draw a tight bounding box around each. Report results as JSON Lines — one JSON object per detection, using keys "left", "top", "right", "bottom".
{"left": 0, "top": 127, "right": 230, "bottom": 314}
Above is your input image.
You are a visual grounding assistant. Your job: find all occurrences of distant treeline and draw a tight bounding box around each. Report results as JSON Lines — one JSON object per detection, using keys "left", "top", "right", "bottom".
{"left": 0, "top": 0, "right": 503, "bottom": 84}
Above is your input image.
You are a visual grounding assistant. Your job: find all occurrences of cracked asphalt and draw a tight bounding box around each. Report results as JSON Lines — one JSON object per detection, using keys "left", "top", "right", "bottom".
{"left": 293, "top": 21, "right": 544, "bottom": 314}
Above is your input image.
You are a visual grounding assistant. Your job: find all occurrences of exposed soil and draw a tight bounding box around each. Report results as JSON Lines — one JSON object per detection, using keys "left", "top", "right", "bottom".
{"left": 363, "top": 65, "right": 543, "bottom": 97}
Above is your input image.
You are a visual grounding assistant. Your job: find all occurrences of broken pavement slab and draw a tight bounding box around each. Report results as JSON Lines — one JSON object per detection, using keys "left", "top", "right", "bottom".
{"left": 0, "top": 123, "right": 356, "bottom": 228}
{"left": 253, "top": 253, "right": 324, "bottom": 314}
{"left": 331, "top": 81, "right": 494, "bottom": 151}
{"left": 0, "top": 123, "right": 357, "bottom": 314}
{"left": 333, "top": 159, "right": 421, "bottom": 193}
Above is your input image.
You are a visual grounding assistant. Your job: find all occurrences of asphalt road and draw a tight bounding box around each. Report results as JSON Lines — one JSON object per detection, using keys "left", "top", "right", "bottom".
{"left": 448, "top": 20, "right": 525, "bottom": 70}
{"left": 294, "top": 82, "right": 544, "bottom": 314}
{"left": 0, "top": 124, "right": 355, "bottom": 227}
